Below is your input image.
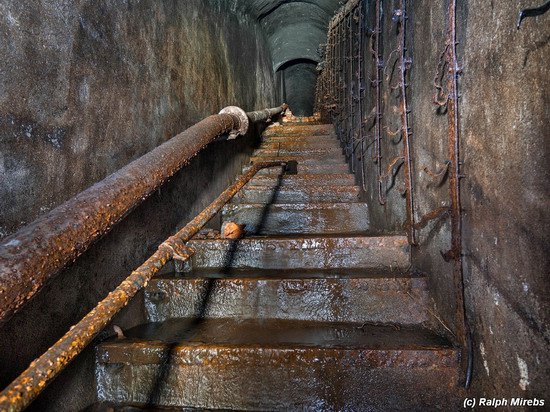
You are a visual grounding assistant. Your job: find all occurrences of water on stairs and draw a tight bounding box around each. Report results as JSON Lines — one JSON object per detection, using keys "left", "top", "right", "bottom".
{"left": 92, "top": 123, "right": 461, "bottom": 411}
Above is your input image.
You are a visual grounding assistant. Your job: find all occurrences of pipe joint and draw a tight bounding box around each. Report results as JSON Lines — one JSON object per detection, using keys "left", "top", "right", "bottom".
{"left": 160, "top": 236, "right": 195, "bottom": 262}
{"left": 219, "top": 106, "right": 249, "bottom": 139}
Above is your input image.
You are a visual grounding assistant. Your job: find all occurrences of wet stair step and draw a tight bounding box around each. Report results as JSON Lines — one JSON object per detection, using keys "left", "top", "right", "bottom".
{"left": 96, "top": 319, "right": 459, "bottom": 411}
{"left": 250, "top": 154, "right": 346, "bottom": 165}
{"left": 143, "top": 270, "right": 430, "bottom": 325}
{"left": 231, "top": 185, "right": 360, "bottom": 203}
{"left": 185, "top": 235, "right": 410, "bottom": 271}
{"left": 221, "top": 202, "right": 370, "bottom": 235}
{"left": 261, "top": 135, "right": 338, "bottom": 145}
{"left": 246, "top": 174, "right": 356, "bottom": 187}
{"left": 262, "top": 124, "right": 335, "bottom": 137}
{"left": 259, "top": 140, "right": 342, "bottom": 150}
{"left": 252, "top": 147, "right": 343, "bottom": 157}
{"left": 243, "top": 163, "right": 350, "bottom": 175}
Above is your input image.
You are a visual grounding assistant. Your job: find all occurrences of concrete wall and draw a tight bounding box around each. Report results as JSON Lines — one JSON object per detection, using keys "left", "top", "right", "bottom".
{"left": 458, "top": 0, "right": 549, "bottom": 401}
{"left": 338, "top": 0, "right": 548, "bottom": 401}
{"left": 408, "top": 0, "right": 549, "bottom": 400}
{"left": 0, "top": 1, "right": 277, "bottom": 410}
{"left": 361, "top": 0, "right": 549, "bottom": 402}
{"left": 0, "top": 0, "right": 276, "bottom": 238}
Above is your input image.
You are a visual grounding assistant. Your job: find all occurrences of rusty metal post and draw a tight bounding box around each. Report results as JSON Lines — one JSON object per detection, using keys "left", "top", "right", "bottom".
{"left": 397, "top": 0, "right": 417, "bottom": 245}
{"left": 0, "top": 160, "right": 287, "bottom": 412}
{"left": 0, "top": 104, "right": 287, "bottom": 324}
{"left": 373, "top": 0, "right": 385, "bottom": 205}
{"left": 443, "top": 0, "right": 471, "bottom": 387}
{"left": 358, "top": 1, "right": 368, "bottom": 191}
{"left": 444, "top": 0, "right": 465, "bottom": 338}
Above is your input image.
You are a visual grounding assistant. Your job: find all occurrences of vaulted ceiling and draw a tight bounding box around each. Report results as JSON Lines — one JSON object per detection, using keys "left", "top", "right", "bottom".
{"left": 209, "top": 0, "right": 341, "bottom": 115}
{"left": 229, "top": 0, "right": 341, "bottom": 70}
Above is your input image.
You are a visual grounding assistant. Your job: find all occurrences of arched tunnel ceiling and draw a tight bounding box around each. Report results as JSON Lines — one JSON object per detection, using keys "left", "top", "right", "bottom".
{"left": 228, "top": 0, "right": 341, "bottom": 70}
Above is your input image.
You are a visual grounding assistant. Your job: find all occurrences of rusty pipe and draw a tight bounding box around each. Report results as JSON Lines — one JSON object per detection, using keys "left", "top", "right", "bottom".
{"left": 0, "top": 104, "right": 287, "bottom": 324}
{"left": 247, "top": 103, "right": 288, "bottom": 123}
{"left": 0, "top": 160, "right": 287, "bottom": 412}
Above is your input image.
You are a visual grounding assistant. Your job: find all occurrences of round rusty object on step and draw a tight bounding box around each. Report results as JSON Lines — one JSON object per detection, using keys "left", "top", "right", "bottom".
{"left": 219, "top": 106, "right": 249, "bottom": 139}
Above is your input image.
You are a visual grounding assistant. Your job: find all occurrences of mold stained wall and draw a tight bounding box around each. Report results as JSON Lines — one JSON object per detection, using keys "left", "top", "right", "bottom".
{"left": 345, "top": 0, "right": 548, "bottom": 399}
{"left": 0, "top": 1, "right": 277, "bottom": 410}
{"left": 409, "top": 0, "right": 549, "bottom": 400}
{"left": 0, "top": 0, "right": 277, "bottom": 239}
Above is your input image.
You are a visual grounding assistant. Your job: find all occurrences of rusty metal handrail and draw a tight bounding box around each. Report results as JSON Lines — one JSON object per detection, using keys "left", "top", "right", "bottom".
{"left": 0, "top": 160, "right": 288, "bottom": 412}
{"left": 0, "top": 103, "right": 287, "bottom": 324}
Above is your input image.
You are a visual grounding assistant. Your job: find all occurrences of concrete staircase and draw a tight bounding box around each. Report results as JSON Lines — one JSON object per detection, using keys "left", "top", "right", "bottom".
{"left": 94, "top": 124, "right": 460, "bottom": 411}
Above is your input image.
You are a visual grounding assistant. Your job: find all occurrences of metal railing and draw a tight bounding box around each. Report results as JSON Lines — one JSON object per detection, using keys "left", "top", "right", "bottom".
{"left": 0, "top": 104, "right": 286, "bottom": 325}
{"left": 0, "top": 104, "right": 287, "bottom": 411}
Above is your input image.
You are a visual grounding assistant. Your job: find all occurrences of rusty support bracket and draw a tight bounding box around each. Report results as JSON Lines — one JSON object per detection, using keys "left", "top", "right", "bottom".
{"left": 0, "top": 160, "right": 288, "bottom": 412}
{"left": 413, "top": 206, "right": 451, "bottom": 230}
{"left": 159, "top": 236, "right": 195, "bottom": 262}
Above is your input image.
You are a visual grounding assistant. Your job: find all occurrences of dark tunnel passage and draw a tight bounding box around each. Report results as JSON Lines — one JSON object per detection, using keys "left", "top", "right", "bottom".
{"left": 278, "top": 59, "right": 319, "bottom": 116}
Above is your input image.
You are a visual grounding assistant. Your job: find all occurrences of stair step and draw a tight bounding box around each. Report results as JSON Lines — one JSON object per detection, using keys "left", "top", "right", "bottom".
{"left": 252, "top": 147, "right": 343, "bottom": 157}
{"left": 261, "top": 135, "right": 337, "bottom": 145}
{"left": 96, "top": 319, "right": 459, "bottom": 410}
{"left": 185, "top": 236, "right": 410, "bottom": 271}
{"left": 250, "top": 155, "right": 347, "bottom": 167}
{"left": 250, "top": 154, "right": 346, "bottom": 165}
{"left": 247, "top": 174, "right": 355, "bottom": 187}
{"left": 144, "top": 271, "right": 429, "bottom": 325}
{"left": 243, "top": 163, "right": 350, "bottom": 175}
{"left": 221, "top": 202, "right": 369, "bottom": 235}
{"left": 263, "top": 124, "right": 335, "bottom": 137}
{"left": 260, "top": 140, "right": 341, "bottom": 150}
{"left": 231, "top": 185, "right": 360, "bottom": 203}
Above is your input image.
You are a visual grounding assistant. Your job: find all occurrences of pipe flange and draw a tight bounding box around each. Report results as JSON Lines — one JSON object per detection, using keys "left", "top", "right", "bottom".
{"left": 219, "top": 106, "right": 249, "bottom": 139}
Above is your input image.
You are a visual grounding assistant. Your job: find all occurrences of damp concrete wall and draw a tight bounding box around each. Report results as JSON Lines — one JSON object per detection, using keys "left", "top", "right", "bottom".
{"left": 0, "top": 0, "right": 276, "bottom": 238}
{"left": 456, "top": 0, "right": 549, "bottom": 401}
{"left": 367, "top": 0, "right": 549, "bottom": 401}
{"left": 0, "top": 1, "right": 277, "bottom": 410}
{"left": 339, "top": 0, "right": 548, "bottom": 401}
{"left": 407, "top": 0, "right": 549, "bottom": 400}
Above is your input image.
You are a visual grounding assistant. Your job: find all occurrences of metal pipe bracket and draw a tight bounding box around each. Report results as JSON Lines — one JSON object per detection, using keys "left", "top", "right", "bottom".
{"left": 219, "top": 106, "right": 249, "bottom": 139}
{"left": 160, "top": 236, "right": 195, "bottom": 262}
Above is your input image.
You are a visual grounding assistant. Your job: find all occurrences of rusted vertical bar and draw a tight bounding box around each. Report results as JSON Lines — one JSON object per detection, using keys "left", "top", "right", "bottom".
{"left": 341, "top": 16, "right": 346, "bottom": 143}
{"left": 445, "top": 0, "right": 470, "bottom": 376}
{"left": 348, "top": 12, "right": 355, "bottom": 171}
{"left": 430, "top": 0, "right": 472, "bottom": 388}
{"left": 359, "top": 1, "right": 368, "bottom": 191}
{"left": 397, "top": 0, "right": 417, "bottom": 245}
{"left": 336, "top": 21, "right": 341, "bottom": 129}
{"left": 351, "top": 6, "right": 360, "bottom": 174}
{"left": 374, "top": 0, "right": 385, "bottom": 204}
